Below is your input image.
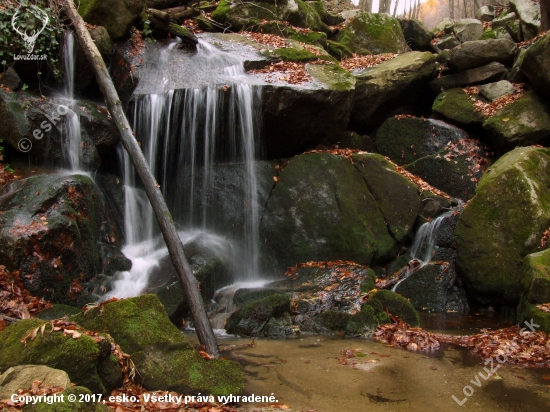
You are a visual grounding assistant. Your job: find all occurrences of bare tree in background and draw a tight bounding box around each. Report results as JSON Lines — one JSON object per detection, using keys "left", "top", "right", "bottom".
{"left": 416, "top": 0, "right": 421, "bottom": 18}
{"left": 379, "top": 0, "right": 392, "bottom": 13}
{"left": 359, "top": 0, "right": 373, "bottom": 12}
{"left": 393, "top": 0, "right": 400, "bottom": 16}
{"left": 542, "top": 0, "right": 550, "bottom": 31}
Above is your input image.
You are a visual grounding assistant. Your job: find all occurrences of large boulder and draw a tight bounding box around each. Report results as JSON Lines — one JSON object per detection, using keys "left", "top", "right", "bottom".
{"left": 405, "top": 139, "right": 490, "bottom": 200}
{"left": 521, "top": 249, "right": 550, "bottom": 304}
{"left": 476, "top": 5, "right": 496, "bottom": 22}
{"left": 335, "top": 12, "right": 410, "bottom": 55}
{"left": 398, "top": 19, "right": 433, "bottom": 51}
{"left": 77, "top": 0, "right": 147, "bottom": 40}
{"left": 73, "top": 295, "right": 243, "bottom": 396}
{"left": 455, "top": 147, "right": 550, "bottom": 305}
{"left": 452, "top": 18, "right": 484, "bottom": 42}
{"left": 0, "top": 319, "right": 122, "bottom": 395}
{"left": 509, "top": 0, "right": 541, "bottom": 40}
{"left": 0, "top": 174, "right": 123, "bottom": 305}
{"left": 520, "top": 32, "right": 550, "bottom": 101}
{"left": 375, "top": 117, "right": 468, "bottom": 165}
{"left": 432, "top": 88, "right": 484, "bottom": 128}
{"left": 482, "top": 91, "right": 550, "bottom": 153}
{"left": 447, "top": 39, "right": 516, "bottom": 72}
{"left": 352, "top": 153, "right": 420, "bottom": 242}
{"left": 351, "top": 51, "right": 437, "bottom": 130}
{"left": 477, "top": 80, "right": 515, "bottom": 101}
{"left": 260, "top": 153, "right": 396, "bottom": 272}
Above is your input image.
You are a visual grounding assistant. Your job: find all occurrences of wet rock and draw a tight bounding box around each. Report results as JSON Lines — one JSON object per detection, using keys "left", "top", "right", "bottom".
{"left": 0, "top": 174, "right": 117, "bottom": 305}
{"left": 260, "top": 153, "right": 395, "bottom": 272}
{"left": 335, "top": 12, "right": 410, "bottom": 55}
{"left": 477, "top": 80, "right": 515, "bottom": 101}
{"left": 447, "top": 39, "right": 516, "bottom": 72}
{"left": 452, "top": 18, "right": 484, "bottom": 43}
{"left": 351, "top": 51, "right": 437, "bottom": 130}
{"left": 375, "top": 117, "right": 467, "bottom": 166}
{"left": 482, "top": 91, "right": 550, "bottom": 153}
{"left": 345, "top": 308, "right": 378, "bottom": 337}
{"left": 226, "top": 294, "right": 292, "bottom": 336}
{"left": 520, "top": 32, "right": 550, "bottom": 101}
{"left": 432, "top": 88, "right": 484, "bottom": 128}
{"left": 517, "top": 300, "right": 550, "bottom": 333}
{"left": 456, "top": 147, "right": 550, "bottom": 306}
{"left": 0, "top": 365, "right": 71, "bottom": 400}
{"left": 0, "top": 67, "right": 22, "bottom": 91}
{"left": 74, "top": 295, "right": 243, "bottom": 395}
{"left": 77, "top": 0, "right": 147, "bottom": 40}
{"left": 429, "top": 61, "right": 508, "bottom": 91}
{"left": 395, "top": 261, "right": 468, "bottom": 313}
{"left": 301, "top": 310, "right": 351, "bottom": 333}
{"left": 0, "top": 319, "right": 122, "bottom": 395}
{"left": 417, "top": 191, "right": 453, "bottom": 225}
{"left": 36, "top": 304, "right": 82, "bottom": 321}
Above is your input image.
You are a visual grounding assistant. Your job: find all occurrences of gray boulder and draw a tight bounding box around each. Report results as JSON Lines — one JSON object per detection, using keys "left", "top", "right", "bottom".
{"left": 430, "top": 61, "right": 508, "bottom": 91}
{"left": 399, "top": 19, "right": 433, "bottom": 51}
{"left": 476, "top": 5, "right": 495, "bottom": 22}
{"left": 0, "top": 365, "right": 71, "bottom": 400}
{"left": 453, "top": 18, "right": 484, "bottom": 42}
{"left": 447, "top": 38, "right": 516, "bottom": 72}
{"left": 351, "top": 51, "right": 437, "bottom": 130}
{"left": 520, "top": 32, "right": 550, "bottom": 101}
{"left": 434, "top": 34, "right": 461, "bottom": 50}
{"left": 432, "top": 87, "right": 484, "bottom": 128}
{"left": 509, "top": 0, "right": 541, "bottom": 40}
{"left": 483, "top": 90, "right": 550, "bottom": 153}
{"left": 478, "top": 80, "right": 515, "bottom": 101}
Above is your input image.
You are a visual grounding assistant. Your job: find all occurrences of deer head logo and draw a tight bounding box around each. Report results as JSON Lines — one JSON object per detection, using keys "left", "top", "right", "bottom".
{"left": 11, "top": 5, "right": 49, "bottom": 54}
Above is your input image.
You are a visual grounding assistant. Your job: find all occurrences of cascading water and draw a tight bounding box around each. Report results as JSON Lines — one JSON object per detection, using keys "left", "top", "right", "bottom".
{"left": 60, "top": 31, "right": 83, "bottom": 171}
{"left": 392, "top": 209, "right": 456, "bottom": 292}
{"left": 107, "top": 38, "right": 262, "bottom": 298}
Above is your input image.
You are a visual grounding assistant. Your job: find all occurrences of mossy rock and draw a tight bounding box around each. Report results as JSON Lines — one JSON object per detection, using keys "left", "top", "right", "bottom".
{"left": 520, "top": 32, "right": 550, "bottom": 101}
{"left": 306, "top": 63, "right": 355, "bottom": 91}
{"left": 260, "top": 153, "right": 395, "bottom": 272}
{"left": 345, "top": 306, "right": 378, "bottom": 336}
{"left": 301, "top": 310, "right": 351, "bottom": 333}
{"left": 271, "top": 47, "right": 319, "bottom": 62}
{"left": 23, "top": 386, "right": 110, "bottom": 412}
{"left": 521, "top": 249, "right": 550, "bottom": 304}
{"left": 353, "top": 153, "right": 421, "bottom": 242}
{"left": 456, "top": 147, "right": 550, "bottom": 306}
{"left": 285, "top": 0, "right": 331, "bottom": 33}
{"left": 326, "top": 40, "right": 353, "bottom": 60}
{"left": 0, "top": 319, "right": 122, "bottom": 395}
{"left": 0, "top": 174, "right": 104, "bottom": 305}
{"left": 361, "top": 268, "right": 377, "bottom": 292}
{"left": 226, "top": 294, "right": 291, "bottom": 336}
{"left": 290, "top": 31, "right": 327, "bottom": 48}
{"left": 483, "top": 91, "right": 550, "bottom": 153}
{"left": 335, "top": 12, "right": 410, "bottom": 55}
{"left": 517, "top": 299, "right": 550, "bottom": 334}
{"left": 77, "top": 0, "right": 146, "bottom": 40}
{"left": 369, "top": 290, "right": 420, "bottom": 326}
{"left": 432, "top": 88, "right": 483, "bottom": 128}
{"left": 233, "top": 288, "right": 283, "bottom": 307}
{"left": 73, "top": 295, "right": 243, "bottom": 395}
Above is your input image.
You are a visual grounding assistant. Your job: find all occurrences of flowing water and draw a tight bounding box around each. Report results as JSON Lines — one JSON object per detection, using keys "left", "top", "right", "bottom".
{"left": 107, "top": 39, "right": 262, "bottom": 298}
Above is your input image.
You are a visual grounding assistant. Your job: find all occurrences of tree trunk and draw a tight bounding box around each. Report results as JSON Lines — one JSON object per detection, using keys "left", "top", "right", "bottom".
{"left": 542, "top": 0, "right": 550, "bottom": 32}
{"left": 415, "top": 0, "right": 421, "bottom": 19}
{"left": 393, "top": 0, "right": 400, "bottom": 17}
{"left": 61, "top": 0, "right": 220, "bottom": 358}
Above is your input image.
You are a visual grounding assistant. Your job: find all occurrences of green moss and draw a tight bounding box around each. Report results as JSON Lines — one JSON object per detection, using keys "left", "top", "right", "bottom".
{"left": 361, "top": 268, "right": 377, "bottom": 292}
{"left": 346, "top": 306, "right": 377, "bottom": 336}
{"left": 37, "top": 304, "right": 82, "bottom": 320}
{"left": 271, "top": 47, "right": 318, "bottom": 62}
{"left": 211, "top": 0, "right": 231, "bottom": 23}
{"left": 480, "top": 29, "right": 497, "bottom": 40}
{"left": 432, "top": 88, "right": 483, "bottom": 127}
{"left": 521, "top": 249, "right": 550, "bottom": 303}
{"left": 326, "top": 40, "right": 353, "bottom": 60}
{"left": 370, "top": 290, "right": 420, "bottom": 326}
{"left": 306, "top": 63, "right": 355, "bottom": 91}
{"left": 226, "top": 294, "right": 291, "bottom": 332}
{"left": 233, "top": 288, "right": 284, "bottom": 307}
{"left": 315, "top": 310, "right": 351, "bottom": 331}
{"left": 0, "top": 319, "right": 118, "bottom": 395}
{"left": 290, "top": 31, "right": 327, "bottom": 47}
{"left": 517, "top": 299, "right": 550, "bottom": 334}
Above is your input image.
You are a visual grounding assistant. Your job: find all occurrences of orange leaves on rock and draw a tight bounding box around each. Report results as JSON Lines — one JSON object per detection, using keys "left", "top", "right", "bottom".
{"left": 0, "top": 163, "right": 17, "bottom": 186}
{"left": 68, "top": 278, "right": 83, "bottom": 301}
{"left": 537, "top": 303, "right": 550, "bottom": 313}
{"left": 467, "top": 83, "right": 526, "bottom": 118}
{"left": 0, "top": 265, "right": 52, "bottom": 320}
{"left": 375, "top": 316, "right": 441, "bottom": 351}
{"left": 340, "top": 53, "right": 397, "bottom": 72}
{"left": 9, "top": 218, "right": 49, "bottom": 238}
{"left": 540, "top": 228, "right": 550, "bottom": 248}
{"left": 386, "top": 158, "right": 451, "bottom": 199}
{"left": 0, "top": 380, "right": 64, "bottom": 409}
{"left": 251, "top": 61, "right": 313, "bottom": 85}
{"left": 244, "top": 32, "right": 289, "bottom": 49}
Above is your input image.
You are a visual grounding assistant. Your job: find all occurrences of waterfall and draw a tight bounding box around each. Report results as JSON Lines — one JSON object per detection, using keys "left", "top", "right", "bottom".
{"left": 392, "top": 209, "right": 455, "bottom": 292}
{"left": 61, "top": 31, "right": 82, "bottom": 171}
{"left": 107, "top": 39, "right": 262, "bottom": 298}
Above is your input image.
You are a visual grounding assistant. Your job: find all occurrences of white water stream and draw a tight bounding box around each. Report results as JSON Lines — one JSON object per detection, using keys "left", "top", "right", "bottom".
{"left": 107, "top": 39, "right": 262, "bottom": 298}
